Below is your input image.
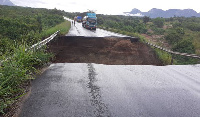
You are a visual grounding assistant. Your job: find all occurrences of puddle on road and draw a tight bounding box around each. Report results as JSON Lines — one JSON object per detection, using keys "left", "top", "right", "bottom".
{"left": 87, "top": 63, "right": 111, "bottom": 117}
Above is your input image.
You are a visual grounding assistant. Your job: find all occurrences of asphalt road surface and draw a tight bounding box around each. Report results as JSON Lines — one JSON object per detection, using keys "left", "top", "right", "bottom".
{"left": 19, "top": 18, "right": 200, "bottom": 117}
{"left": 20, "top": 63, "right": 200, "bottom": 117}
{"left": 64, "top": 17, "right": 128, "bottom": 37}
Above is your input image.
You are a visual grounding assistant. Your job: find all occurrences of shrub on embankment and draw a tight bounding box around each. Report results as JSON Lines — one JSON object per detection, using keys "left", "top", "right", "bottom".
{"left": 0, "top": 5, "right": 71, "bottom": 115}
{"left": 0, "top": 46, "right": 53, "bottom": 114}
{"left": 0, "top": 5, "right": 65, "bottom": 56}
{"left": 41, "top": 20, "right": 71, "bottom": 37}
{"left": 0, "top": 20, "right": 71, "bottom": 115}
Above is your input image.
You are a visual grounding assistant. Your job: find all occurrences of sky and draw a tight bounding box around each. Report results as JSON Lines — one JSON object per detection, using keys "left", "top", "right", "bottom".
{"left": 10, "top": 0, "right": 200, "bottom": 15}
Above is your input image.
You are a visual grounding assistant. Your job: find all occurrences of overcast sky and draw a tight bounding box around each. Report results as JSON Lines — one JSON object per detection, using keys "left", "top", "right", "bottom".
{"left": 10, "top": 0, "right": 200, "bottom": 15}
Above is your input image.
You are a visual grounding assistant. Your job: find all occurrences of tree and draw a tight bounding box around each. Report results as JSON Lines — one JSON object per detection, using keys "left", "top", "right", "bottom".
{"left": 153, "top": 17, "right": 165, "bottom": 28}
{"left": 165, "top": 30, "right": 182, "bottom": 44}
{"left": 175, "top": 27, "right": 185, "bottom": 35}
{"left": 143, "top": 16, "right": 150, "bottom": 24}
{"left": 185, "top": 22, "right": 200, "bottom": 31}
{"left": 173, "top": 22, "right": 182, "bottom": 28}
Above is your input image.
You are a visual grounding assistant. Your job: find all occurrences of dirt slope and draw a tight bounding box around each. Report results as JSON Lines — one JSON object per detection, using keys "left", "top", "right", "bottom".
{"left": 47, "top": 36, "right": 163, "bottom": 65}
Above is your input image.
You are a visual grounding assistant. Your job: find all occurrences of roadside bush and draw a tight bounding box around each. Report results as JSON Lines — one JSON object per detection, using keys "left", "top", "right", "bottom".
{"left": 0, "top": 37, "right": 14, "bottom": 56}
{"left": 172, "top": 39, "right": 197, "bottom": 64}
{"left": 172, "top": 39, "right": 195, "bottom": 54}
{"left": 41, "top": 20, "right": 71, "bottom": 37}
{"left": 154, "top": 48, "right": 172, "bottom": 65}
{"left": 0, "top": 46, "right": 53, "bottom": 114}
{"left": 0, "top": 5, "right": 70, "bottom": 115}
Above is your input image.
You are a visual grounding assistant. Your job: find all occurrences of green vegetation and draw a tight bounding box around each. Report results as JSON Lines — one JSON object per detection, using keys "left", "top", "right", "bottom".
{"left": 163, "top": 17, "right": 200, "bottom": 64}
{"left": 152, "top": 17, "right": 165, "bottom": 28}
{"left": 0, "top": 5, "right": 65, "bottom": 56}
{"left": 97, "top": 15, "right": 148, "bottom": 33}
{"left": 0, "top": 5, "right": 70, "bottom": 115}
{"left": 0, "top": 46, "right": 53, "bottom": 114}
{"left": 154, "top": 48, "right": 172, "bottom": 65}
{"left": 143, "top": 16, "right": 150, "bottom": 24}
{"left": 41, "top": 20, "right": 71, "bottom": 37}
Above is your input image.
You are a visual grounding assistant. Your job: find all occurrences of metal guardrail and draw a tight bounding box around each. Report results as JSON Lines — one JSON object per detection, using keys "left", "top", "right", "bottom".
{"left": 0, "top": 30, "right": 60, "bottom": 65}
{"left": 146, "top": 42, "right": 200, "bottom": 59}
{"left": 26, "top": 30, "right": 60, "bottom": 51}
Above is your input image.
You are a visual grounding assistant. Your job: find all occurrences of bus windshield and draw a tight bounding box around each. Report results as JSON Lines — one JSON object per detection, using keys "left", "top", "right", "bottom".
{"left": 88, "top": 18, "right": 96, "bottom": 25}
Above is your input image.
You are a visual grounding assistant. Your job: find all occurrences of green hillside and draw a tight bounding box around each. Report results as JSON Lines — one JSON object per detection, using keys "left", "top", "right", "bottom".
{"left": 0, "top": 5, "right": 66, "bottom": 56}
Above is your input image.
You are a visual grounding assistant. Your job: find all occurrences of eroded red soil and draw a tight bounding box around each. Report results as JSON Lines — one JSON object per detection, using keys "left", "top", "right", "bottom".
{"left": 47, "top": 36, "right": 163, "bottom": 65}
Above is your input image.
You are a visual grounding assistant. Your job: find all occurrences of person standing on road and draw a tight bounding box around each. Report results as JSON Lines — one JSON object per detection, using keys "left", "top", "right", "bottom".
{"left": 72, "top": 21, "right": 73, "bottom": 26}
{"left": 74, "top": 16, "right": 76, "bottom": 26}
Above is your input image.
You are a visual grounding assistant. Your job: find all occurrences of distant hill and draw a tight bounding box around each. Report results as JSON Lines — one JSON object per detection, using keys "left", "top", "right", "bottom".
{"left": 125, "top": 8, "right": 200, "bottom": 18}
{"left": 0, "top": 0, "right": 15, "bottom": 6}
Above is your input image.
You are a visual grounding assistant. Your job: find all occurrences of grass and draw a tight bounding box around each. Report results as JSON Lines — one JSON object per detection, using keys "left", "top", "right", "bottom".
{"left": 0, "top": 20, "right": 71, "bottom": 115}
{"left": 41, "top": 20, "right": 71, "bottom": 38}
{"left": 0, "top": 46, "right": 53, "bottom": 115}
{"left": 154, "top": 48, "right": 172, "bottom": 65}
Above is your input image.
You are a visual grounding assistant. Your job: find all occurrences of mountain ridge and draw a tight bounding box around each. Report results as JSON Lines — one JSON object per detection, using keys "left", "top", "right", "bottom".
{"left": 0, "top": 0, "right": 15, "bottom": 6}
{"left": 126, "top": 8, "right": 200, "bottom": 18}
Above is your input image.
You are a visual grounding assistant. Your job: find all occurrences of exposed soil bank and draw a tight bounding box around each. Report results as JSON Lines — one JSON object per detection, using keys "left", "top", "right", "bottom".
{"left": 47, "top": 36, "right": 163, "bottom": 65}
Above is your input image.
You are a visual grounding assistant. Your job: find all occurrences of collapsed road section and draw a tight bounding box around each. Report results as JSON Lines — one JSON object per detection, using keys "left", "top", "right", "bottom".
{"left": 47, "top": 36, "right": 163, "bottom": 65}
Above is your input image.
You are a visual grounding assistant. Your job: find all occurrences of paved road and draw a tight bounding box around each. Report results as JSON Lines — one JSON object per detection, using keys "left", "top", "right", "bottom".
{"left": 20, "top": 63, "right": 200, "bottom": 117}
{"left": 64, "top": 17, "right": 128, "bottom": 37}
{"left": 19, "top": 18, "right": 200, "bottom": 117}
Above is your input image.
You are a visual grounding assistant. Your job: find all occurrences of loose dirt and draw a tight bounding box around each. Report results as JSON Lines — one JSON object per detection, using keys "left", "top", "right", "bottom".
{"left": 47, "top": 36, "right": 163, "bottom": 65}
{"left": 141, "top": 34, "right": 171, "bottom": 49}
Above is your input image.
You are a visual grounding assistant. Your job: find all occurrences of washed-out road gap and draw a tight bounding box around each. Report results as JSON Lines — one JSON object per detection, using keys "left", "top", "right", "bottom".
{"left": 19, "top": 17, "right": 200, "bottom": 117}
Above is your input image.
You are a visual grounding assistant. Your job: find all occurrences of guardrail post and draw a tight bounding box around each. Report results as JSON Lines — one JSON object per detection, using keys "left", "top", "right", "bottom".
{"left": 171, "top": 54, "right": 174, "bottom": 65}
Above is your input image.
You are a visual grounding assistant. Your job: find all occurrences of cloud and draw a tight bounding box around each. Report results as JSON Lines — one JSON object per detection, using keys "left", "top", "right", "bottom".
{"left": 69, "top": 2, "right": 77, "bottom": 5}
{"left": 10, "top": 0, "right": 128, "bottom": 14}
{"left": 11, "top": 0, "right": 45, "bottom": 7}
{"left": 10, "top": 0, "right": 200, "bottom": 14}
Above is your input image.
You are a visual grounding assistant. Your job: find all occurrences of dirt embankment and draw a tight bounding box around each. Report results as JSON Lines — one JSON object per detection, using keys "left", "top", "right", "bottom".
{"left": 47, "top": 36, "right": 163, "bottom": 65}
